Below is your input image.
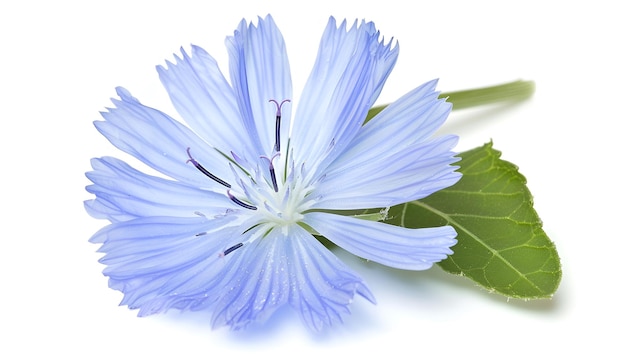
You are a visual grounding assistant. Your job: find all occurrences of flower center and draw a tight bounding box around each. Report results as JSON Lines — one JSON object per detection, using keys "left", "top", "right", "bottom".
{"left": 186, "top": 99, "right": 314, "bottom": 256}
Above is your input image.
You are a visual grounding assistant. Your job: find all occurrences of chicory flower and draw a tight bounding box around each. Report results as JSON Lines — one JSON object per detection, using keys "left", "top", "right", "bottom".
{"left": 85, "top": 15, "right": 461, "bottom": 332}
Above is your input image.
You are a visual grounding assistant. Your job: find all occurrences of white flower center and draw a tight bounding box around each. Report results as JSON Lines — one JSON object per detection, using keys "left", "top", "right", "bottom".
{"left": 186, "top": 98, "right": 319, "bottom": 256}
{"left": 256, "top": 162, "right": 312, "bottom": 227}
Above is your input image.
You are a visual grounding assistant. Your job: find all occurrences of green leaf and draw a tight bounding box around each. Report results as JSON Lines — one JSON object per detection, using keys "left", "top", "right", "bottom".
{"left": 385, "top": 142, "right": 561, "bottom": 298}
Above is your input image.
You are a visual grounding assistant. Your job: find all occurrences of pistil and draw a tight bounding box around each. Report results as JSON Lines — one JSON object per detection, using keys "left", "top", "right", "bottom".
{"left": 269, "top": 99, "right": 290, "bottom": 152}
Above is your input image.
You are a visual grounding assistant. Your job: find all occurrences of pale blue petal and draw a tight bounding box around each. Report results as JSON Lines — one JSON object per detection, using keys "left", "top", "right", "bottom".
{"left": 303, "top": 212, "right": 457, "bottom": 270}
{"left": 85, "top": 157, "right": 235, "bottom": 222}
{"left": 291, "top": 17, "right": 398, "bottom": 175}
{"left": 209, "top": 226, "right": 290, "bottom": 330}
{"left": 312, "top": 135, "right": 461, "bottom": 209}
{"left": 330, "top": 79, "right": 451, "bottom": 168}
{"left": 285, "top": 225, "right": 375, "bottom": 331}
{"left": 157, "top": 46, "right": 256, "bottom": 159}
{"left": 209, "top": 224, "right": 374, "bottom": 331}
{"left": 91, "top": 215, "right": 243, "bottom": 316}
{"left": 225, "top": 15, "right": 292, "bottom": 158}
{"left": 311, "top": 80, "right": 459, "bottom": 209}
{"left": 96, "top": 87, "right": 234, "bottom": 189}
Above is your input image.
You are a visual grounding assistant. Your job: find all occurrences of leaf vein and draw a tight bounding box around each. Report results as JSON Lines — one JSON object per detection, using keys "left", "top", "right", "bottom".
{"left": 409, "top": 200, "right": 547, "bottom": 294}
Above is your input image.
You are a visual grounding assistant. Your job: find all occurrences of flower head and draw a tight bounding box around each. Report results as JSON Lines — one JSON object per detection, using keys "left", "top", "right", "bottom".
{"left": 85, "top": 15, "right": 461, "bottom": 332}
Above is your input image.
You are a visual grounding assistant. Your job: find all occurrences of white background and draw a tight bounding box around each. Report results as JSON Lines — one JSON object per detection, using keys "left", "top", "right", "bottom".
{"left": 1, "top": 0, "right": 622, "bottom": 356}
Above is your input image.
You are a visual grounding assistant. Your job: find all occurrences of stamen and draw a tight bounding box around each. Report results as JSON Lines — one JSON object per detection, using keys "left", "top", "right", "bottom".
{"left": 227, "top": 190, "right": 257, "bottom": 210}
{"left": 186, "top": 147, "right": 231, "bottom": 188}
{"left": 220, "top": 242, "right": 243, "bottom": 257}
{"left": 327, "top": 138, "right": 335, "bottom": 153}
{"left": 261, "top": 153, "right": 281, "bottom": 192}
{"left": 286, "top": 157, "right": 295, "bottom": 183}
{"left": 269, "top": 99, "right": 290, "bottom": 152}
{"left": 230, "top": 151, "right": 249, "bottom": 168}
{"left": 300, "top": 162, "right": 307, "bottom": 180}
{"left": 281, "top": 186, "right": 291, "bottom": 208}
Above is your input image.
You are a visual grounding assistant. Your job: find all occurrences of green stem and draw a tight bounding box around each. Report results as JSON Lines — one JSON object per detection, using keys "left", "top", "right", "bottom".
{"left": 441, "top": 79, "right": 535, "bottom": 110}
{"left": 366, "top": 80, "right": 535, "bottom": 121}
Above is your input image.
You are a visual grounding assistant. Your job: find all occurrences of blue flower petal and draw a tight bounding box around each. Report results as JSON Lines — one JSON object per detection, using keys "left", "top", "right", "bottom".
{"left": 291, "top": 17, "right": 398, "bottom": 175}
{"left": 208, "top": 227, "right": 290, "bottom": 330}
{"left": 309, "top": 80, "right": 460, "bottom": 209}
{"left": 91, "top": 215, "right": 243, "bottom": 316}
{"left": 312, "top": 135, "right": 461, "bottom": 209}
{"left": 285, "top": 225, "right": 375, "bottom": 331}
{"left": 85, "top": 157, "right": 235, "bottom": 222}
{"left": 209, "top": 224, "right": 374, "bottom": 332}
{"left": 96, "top": 87, "right": 234, "bottom": 189}
{"left": 333, "top": 80, "right": 452, "bottom": 165}
{"left": 157, "top": 46, "right": 256, "bottom": 159}
{"left": 303, "top": 212, "right": 457, "bottom": 270}
{"left": 225, "top": 15, "right": 293, "bottom": 158}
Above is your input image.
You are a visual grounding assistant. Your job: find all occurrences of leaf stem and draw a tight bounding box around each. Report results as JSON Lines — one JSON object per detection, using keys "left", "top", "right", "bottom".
{"left": 366, "top": 80, "right": 535, "bottom": 121}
